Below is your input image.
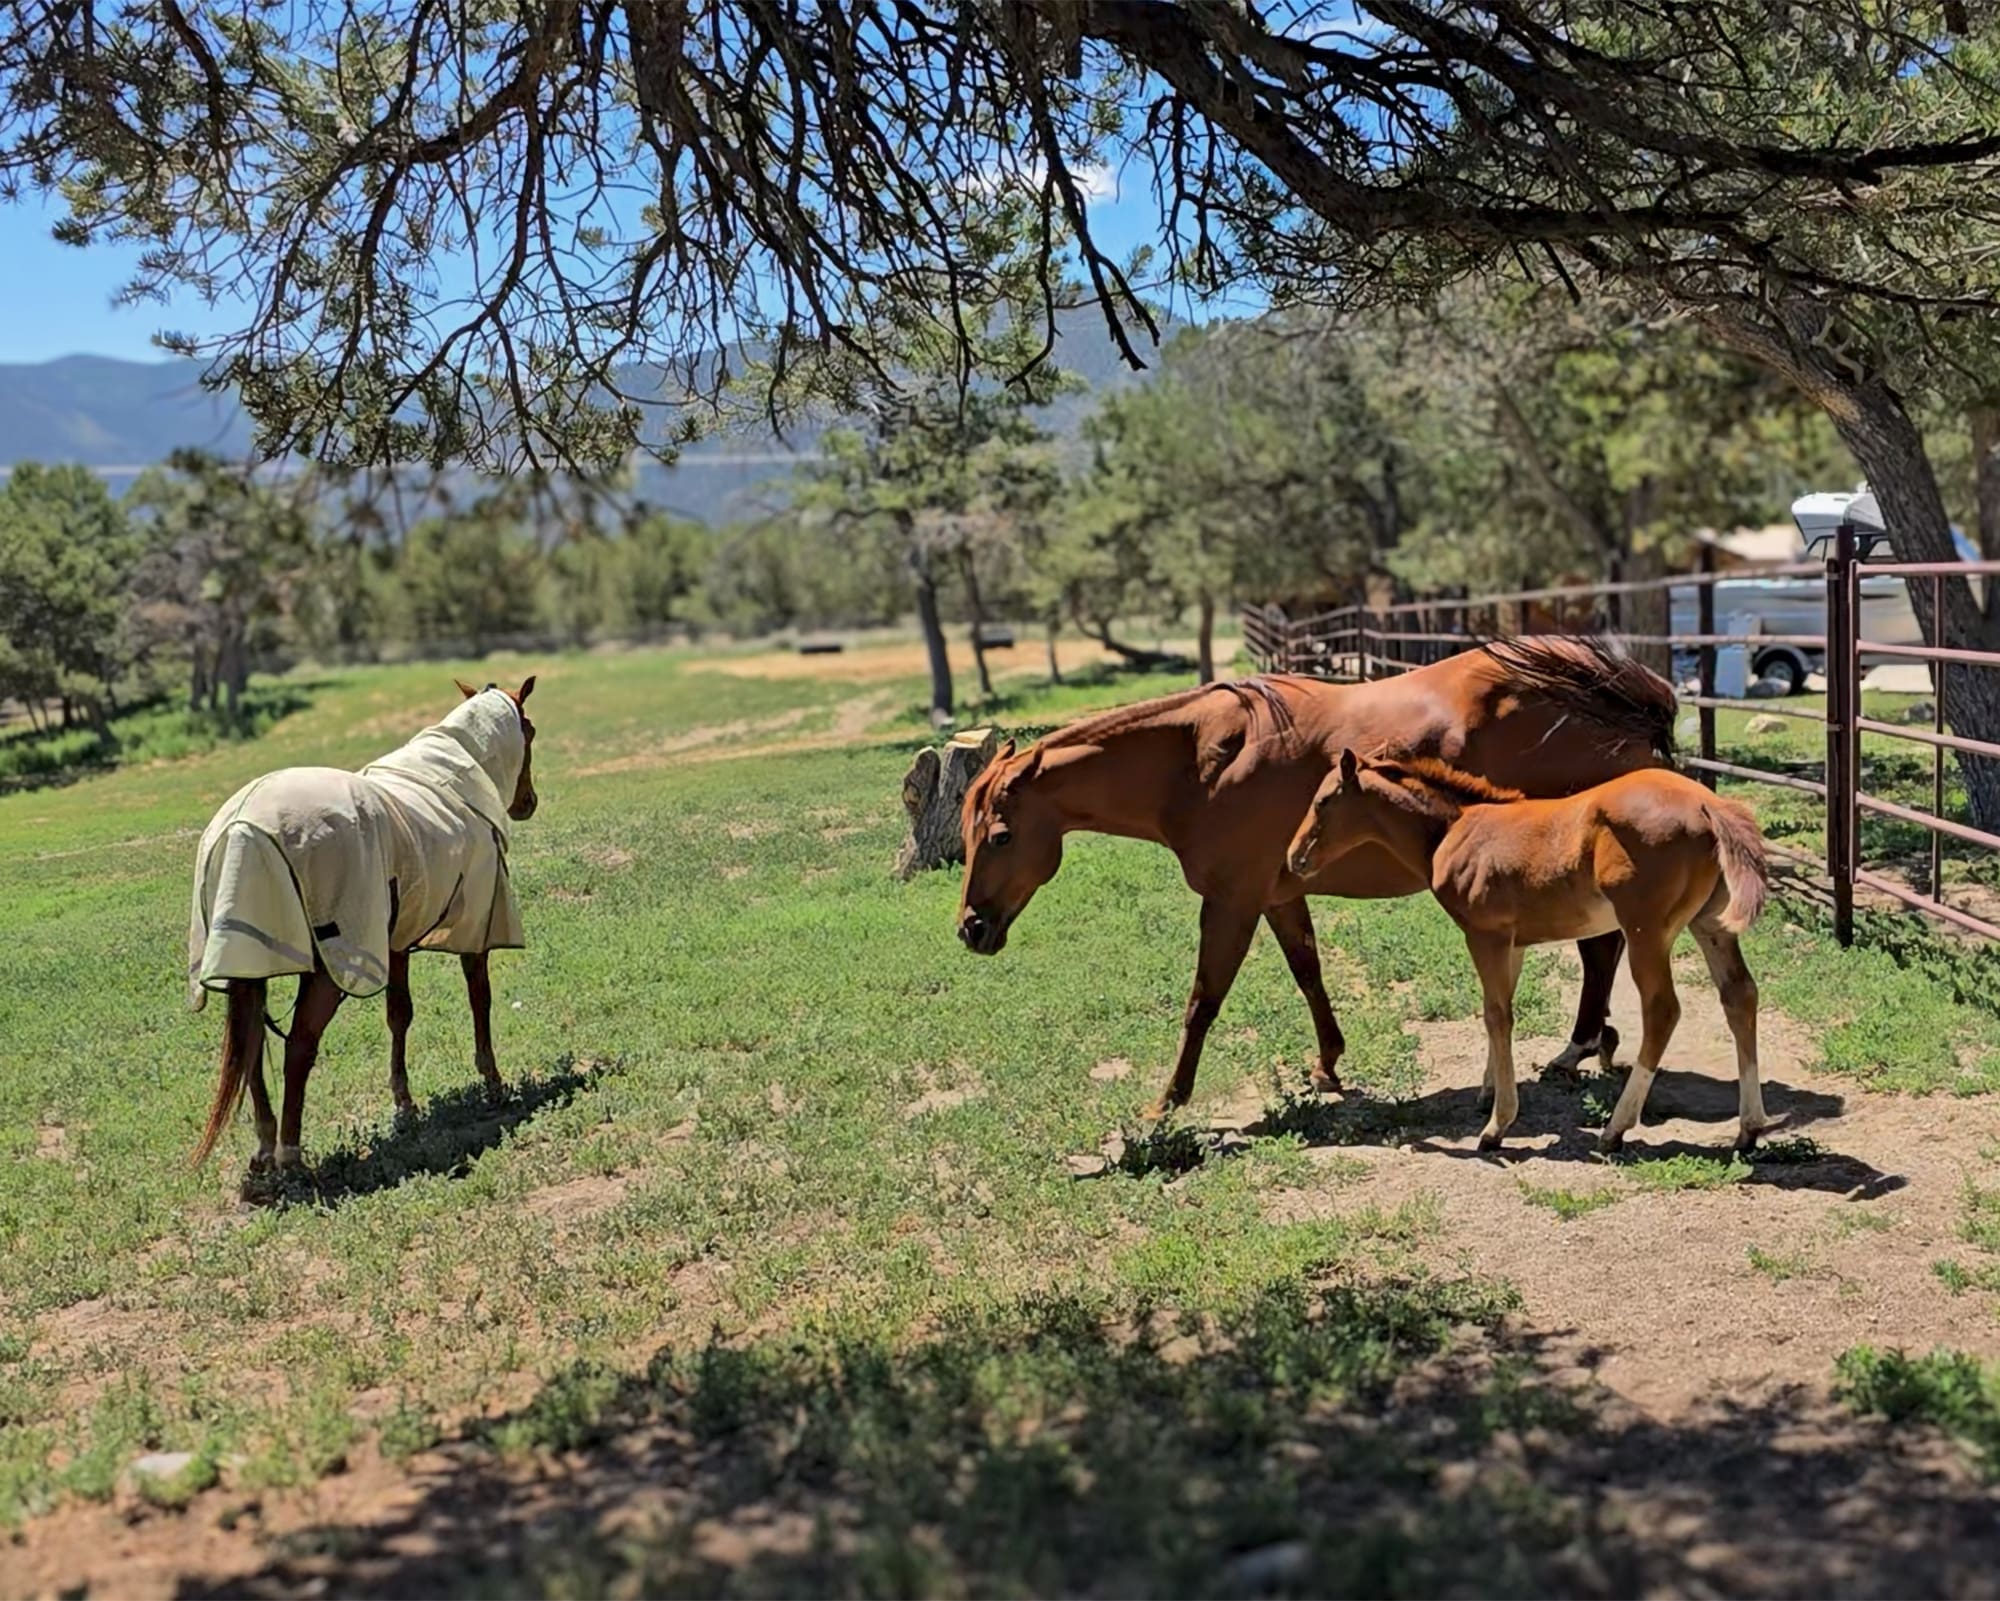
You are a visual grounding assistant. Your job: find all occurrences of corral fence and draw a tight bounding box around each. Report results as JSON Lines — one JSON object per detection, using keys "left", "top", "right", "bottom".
{"left": 1243, "top": 527, "right": 2000, "bottom": 949}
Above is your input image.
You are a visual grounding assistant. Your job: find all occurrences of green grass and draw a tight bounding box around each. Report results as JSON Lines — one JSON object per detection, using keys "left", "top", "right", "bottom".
{"left": 1836, "top": 1345, "right": 2000, "bottom": 1477}
{"left": 1620, "top": 1152, "right": 1753, "bottom": 1192}
{"left": 1746, "top": 1244, "right": 1818, "bottom": 1283}
{"left": 1517, "top": 1180, "right": 1624, "bottom": 1221}
{"left": 3, "top": 642, "right": 2000, "bottom": 1591}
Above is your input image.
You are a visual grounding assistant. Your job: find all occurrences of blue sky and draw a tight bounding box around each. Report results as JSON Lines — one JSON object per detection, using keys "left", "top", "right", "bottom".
{"left": 0, "top": 162, "right": 1244, "bottom": 367}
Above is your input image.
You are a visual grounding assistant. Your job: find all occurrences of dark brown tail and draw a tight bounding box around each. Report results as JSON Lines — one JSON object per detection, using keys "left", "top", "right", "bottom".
{"left": 192, "top": 978, "right": 265, "bottom": 1166}
{"left": 1704, "top": 799, "right": 1769, "bottom": 932}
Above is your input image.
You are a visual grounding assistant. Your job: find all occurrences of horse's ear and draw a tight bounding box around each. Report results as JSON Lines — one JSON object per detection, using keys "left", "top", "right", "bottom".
{"left": 516, "top": 674, "right": 537, "bottom": 705}
{"left": 994, "top": 738, "right": 1016, "bottom": 762}
{"left": 1339, "top": 747, "right": 1360, "bottom": 783}
{"left": 455, "top": 678, "right": 479, "bottom": 700}
{"left": 1017, "top": 743, "right": 1044, "bottom": 781}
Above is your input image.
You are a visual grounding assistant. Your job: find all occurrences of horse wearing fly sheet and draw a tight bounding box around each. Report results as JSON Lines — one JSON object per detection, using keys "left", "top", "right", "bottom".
{"left": 186, "top": 677, "right": 539, "bottom": 1191}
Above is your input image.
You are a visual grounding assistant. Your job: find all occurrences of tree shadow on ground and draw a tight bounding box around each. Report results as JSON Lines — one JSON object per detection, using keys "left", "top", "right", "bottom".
{"left": 252, "top": 1055, "right": 609, "bottom": 1209}
{"left": 0, "top": 681, "right": 328, "bottom": 795}
{"left": 180, "top": 1275, "right": 2000, "bottom": 1599}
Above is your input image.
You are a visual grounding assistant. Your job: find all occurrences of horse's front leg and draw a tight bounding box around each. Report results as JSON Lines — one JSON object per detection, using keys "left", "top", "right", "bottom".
{"left": 1264, "top": 898, "right": 1345, "bottom": 1093}
{"left": 1544, "top": 931, "right": 1624, "bottom": 1077}
{"left": 1467, "top": 936, "right": 1525, "bottom": 1150}
{"left": 1144, "top": 898, "right": 1259, "bottom": 1119}
{"left": 461, "top": 952, "right": 505, "bottom": 1102}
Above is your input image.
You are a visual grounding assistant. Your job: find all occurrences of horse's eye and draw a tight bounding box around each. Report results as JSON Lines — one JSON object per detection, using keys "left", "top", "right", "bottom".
{"left": 990, "top": 828, "right": 1012, "bottom": 849}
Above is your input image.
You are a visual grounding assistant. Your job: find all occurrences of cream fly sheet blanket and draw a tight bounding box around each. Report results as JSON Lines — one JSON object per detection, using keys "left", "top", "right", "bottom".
{"left": 188, "top": 689, "right": 527, "bottom": 1007}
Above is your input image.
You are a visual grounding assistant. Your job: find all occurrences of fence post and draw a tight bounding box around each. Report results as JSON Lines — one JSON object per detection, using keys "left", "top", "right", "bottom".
{"left": 1696, "top": 543, "right": 1717, "bottom": 790}
{"left": 1825, "top": 521, "right": 1856, "bottom": 946}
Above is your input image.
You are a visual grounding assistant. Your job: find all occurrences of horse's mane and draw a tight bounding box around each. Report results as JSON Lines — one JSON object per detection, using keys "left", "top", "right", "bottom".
{"left": 1477, "top": 634, "right": 1678, "bottom": 762}
{"left": 1374, "top": 755, "right": 1525, "bottom": 818}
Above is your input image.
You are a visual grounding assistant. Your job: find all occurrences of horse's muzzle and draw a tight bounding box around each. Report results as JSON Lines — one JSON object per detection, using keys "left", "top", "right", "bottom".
{"left": 958, "top": 909, "right": 1008, "bottom": 956}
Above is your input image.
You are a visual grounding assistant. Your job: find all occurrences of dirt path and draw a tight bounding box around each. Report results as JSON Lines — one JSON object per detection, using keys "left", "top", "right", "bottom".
{"left": 1284, "top": 955, "right": 2000, "bottom": 1419}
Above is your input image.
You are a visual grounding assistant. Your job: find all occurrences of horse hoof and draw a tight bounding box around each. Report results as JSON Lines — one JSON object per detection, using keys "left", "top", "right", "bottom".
{"left": 1598, "top": 1026, "right": 1621, "bottom": 1070}
{"left": 1477, "top": 1130, "right": 1505, "bottom": 1153}
{"left": 1735, "top": 1127, "right": 1764, "bottom": 1153}
{"left": 1309, "top": 1068, "right": 1344, "bottom": 1096}
{"left": 393, "top": 1099, "right": 419, "bottom": 1124}
{"left": 482, "top": 1080, "right": 508, "bottom": 1106}
{"left": 1598, "top": 1130, "right": 1624, "bottom": 1155}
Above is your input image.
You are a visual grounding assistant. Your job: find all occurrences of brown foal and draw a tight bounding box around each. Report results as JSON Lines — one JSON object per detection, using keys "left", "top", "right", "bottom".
{"left": 1288, "top": 750, "right": 1771, "bottom": 1153}
{"left": 957, "top": 639, "right": 1679, "bottom": 1116}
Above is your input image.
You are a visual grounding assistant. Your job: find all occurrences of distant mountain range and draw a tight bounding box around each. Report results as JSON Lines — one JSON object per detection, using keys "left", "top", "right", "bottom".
{"left": 0, "top": 308, "right": 1176, "bottom": 525}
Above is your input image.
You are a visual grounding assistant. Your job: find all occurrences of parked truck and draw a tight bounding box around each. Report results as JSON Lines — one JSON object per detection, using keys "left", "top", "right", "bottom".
{"left": 1665, "top": 490, "right": 1974, "bottom": 695}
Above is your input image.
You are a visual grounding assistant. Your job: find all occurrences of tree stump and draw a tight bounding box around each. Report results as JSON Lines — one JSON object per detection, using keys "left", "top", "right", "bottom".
{"left": 895, "top": 726, "right": 1000, "bottom": 879}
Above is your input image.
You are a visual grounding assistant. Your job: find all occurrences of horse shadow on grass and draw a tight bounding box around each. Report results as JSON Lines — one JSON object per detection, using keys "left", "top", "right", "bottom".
{"left": 250, "top": 1055, "right": 610, "bottom": 1209}
{"left": 180, "top": 1278, "right": 2000, "bottom": 1599}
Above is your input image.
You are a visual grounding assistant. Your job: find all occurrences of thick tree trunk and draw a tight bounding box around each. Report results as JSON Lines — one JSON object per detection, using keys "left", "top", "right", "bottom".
{"left": 1830, "top": 384, "right": 2000, "bottom": 828}
{"left": 910, "top": 546, "right": 955, "bottom": 729}
{"left": 894, "top": 726, "right": 1000, "bottom": 879}
{"left": 960, "top": 551, "right": 995, "bottom": 700}
{"left": 1045, "top": 620, "right": 1062, "bottom": 684}
{"left": 1703, "top": 308, "right": 2000, "bottom": 829}
{"left": 1197, "top": 593, "right": 1217, "bottom": 683}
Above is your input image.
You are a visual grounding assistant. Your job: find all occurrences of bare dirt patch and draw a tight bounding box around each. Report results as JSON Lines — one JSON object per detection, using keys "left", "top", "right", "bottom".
{"left": 1271, "top": 958, "right": 2000, "bottom": 1423}
{"left": 570, "top": 707, "right": 812, "bottom": 777}
{"left": 520, "top": 1174, "right": 630, "bottom": 1227}
{"left": 579, "top": 845, "right": 635, "bottom": 872}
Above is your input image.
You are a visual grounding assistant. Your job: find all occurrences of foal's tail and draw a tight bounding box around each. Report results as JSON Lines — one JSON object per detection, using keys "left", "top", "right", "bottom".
{"left": 1704, "top": 799, "right": 1769, "bottom": 933}
{"left": 192, "top": 978, "right": 265, "bottom": 1166}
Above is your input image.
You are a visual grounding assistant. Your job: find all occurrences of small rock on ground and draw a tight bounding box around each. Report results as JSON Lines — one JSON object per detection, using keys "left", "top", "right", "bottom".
{"left": 1745, "top": 714, "right": 1789, "bottom": 734}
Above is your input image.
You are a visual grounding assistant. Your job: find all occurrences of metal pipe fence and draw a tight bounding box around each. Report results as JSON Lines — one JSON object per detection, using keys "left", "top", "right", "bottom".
{"left": 1241, "top": 526, "right": 2000, "bottom": 948}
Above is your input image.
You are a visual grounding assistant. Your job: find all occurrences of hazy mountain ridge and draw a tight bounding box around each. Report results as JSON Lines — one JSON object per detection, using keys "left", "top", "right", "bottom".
{"left": 0, "top": 309, "right": 1174, "bottom": 524}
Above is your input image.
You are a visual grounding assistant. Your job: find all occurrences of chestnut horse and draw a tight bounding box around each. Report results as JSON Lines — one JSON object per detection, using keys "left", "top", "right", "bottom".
{"left": 1288, "top": 751, "right": 1769, "bottom": 1153}
{"left": 956, "top": 639, "right": 1677, "bottom": 1116}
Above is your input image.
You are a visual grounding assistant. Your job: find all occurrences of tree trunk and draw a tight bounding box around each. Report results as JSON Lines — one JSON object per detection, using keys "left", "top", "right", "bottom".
{"left": 189, "top": 647, "right": 209, "bottom": 712}
{"left": 960, "top": 551, "right": 995, "bottom": 700}
{"left": 894, "top": 726, "right": 1000, "bottom": 879}
{"left": 1197, "top": 593, "right": 1217, "bottom": 683}
{"left": 910, "top": 545, "right": 955, "bottom": 729}
{"left": 1830, "top": 383, "right": 2000, "bottom": 828}
{"left": 1046, "top": 619, "right": 1062, "bottom": 684}
{"left": 1702, "top": 308, "right": 2000, "bottom": 829}
{"left": 1973, "top": 403, "right": 2000, "bottom": 631}
{"left": 1071, "top": 605, "right": 1191, "bottom": 670}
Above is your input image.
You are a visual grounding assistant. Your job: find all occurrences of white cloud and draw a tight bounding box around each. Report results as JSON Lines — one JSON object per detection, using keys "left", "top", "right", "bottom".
{"left": 963, "top": 160, "right": 1120, "bottom": 207}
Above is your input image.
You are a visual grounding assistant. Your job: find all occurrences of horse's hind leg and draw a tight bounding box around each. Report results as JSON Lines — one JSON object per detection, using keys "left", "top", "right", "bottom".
{"left": 1145, "top": 898, "right": 1259, "bottom": 1119}
{"left": 246, "top": 1039, "right": 277, "bottom": 1172}
{"left": 1546, "top": 932, "right": 1623, "bottom": 1077}
{"left": 1265, "top": 899, "right": 1345, "bottom": 1093}
{"left": 1693, "top": 921, "right": 1768, "bottom": 1150}
{"left": 1600, "top": 929, "right": 1680, "bottom": 1153}
{"left": 277, "top": 970, "right": 344, "bottom": 1169}
{"left": 387, "top": 948, "right": 417, "bottom": 1118}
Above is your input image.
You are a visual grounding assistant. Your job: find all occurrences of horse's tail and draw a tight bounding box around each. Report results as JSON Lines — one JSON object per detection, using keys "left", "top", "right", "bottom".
{"left": 192, "top": 978, "right": 265, "bottom": 1166}
{"left": 1704, "top": 798, "right": 1769, "bottom": 933}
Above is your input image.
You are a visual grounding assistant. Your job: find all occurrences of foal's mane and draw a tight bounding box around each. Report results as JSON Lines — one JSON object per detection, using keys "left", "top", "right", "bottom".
{"left": 1372, "top": 755, "right": 1524, "bottom": 819}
